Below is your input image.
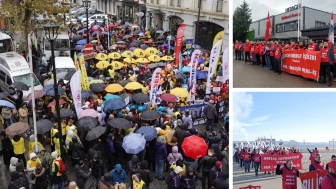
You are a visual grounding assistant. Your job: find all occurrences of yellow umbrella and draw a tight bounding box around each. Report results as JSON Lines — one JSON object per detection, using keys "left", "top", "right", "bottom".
{"left": 108, "top": 52, "right": 122, "bottom": 60}
{"left": 90, "top": 40, "right": 98, "bottom": 44}
{"left": 110, "top": 61, "right": 125, "bottom": 70}
{"left": 136, "top": 58, "right": 149, "bottom": 64}
{"left": 133, "top": 48, "right": 146, "bottom": 58}
{"left": 89, "top": 79, "right": 104, "bottom": 84}
{"left": 124, "top": 82, "right": 144, "bottom": 90}
{"left": 148, "top": 55, "right": 161, "bottom": 62}
{"left": 145, "top": 47, "right": 158, "bottom": 56}
{"left": 105, "top": 84, "right": 124, "bottom": 93}
{"left": 170, "top": 87, "right": 189, "bottom": 97}
{"left": 123, "top": 57, "right": 136, "bottom": 64}
{"left": 161, "top": 56, "right": 174, "bottom": 61}
{"left": 121, "top": 51, "right": 134, "bottom": 58}
{"left": 95, "top": 53, "right": 108, "bottom": 61}
{"left": 96, "top": 61, "right": 110, "bottom": 69}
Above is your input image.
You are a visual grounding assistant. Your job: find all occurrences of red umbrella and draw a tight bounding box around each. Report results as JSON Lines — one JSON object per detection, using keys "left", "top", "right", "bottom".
{"left": 181, "top": 135, "right": 208, "bottom": 160}
{"left": 47, "top": 99, "right": 66, "bottom": 107}
{"left": 160, "top": 93, "right": 178, "bottom": 102}
{"left": 26, "top": 90, "right": 46, "bottom": 101}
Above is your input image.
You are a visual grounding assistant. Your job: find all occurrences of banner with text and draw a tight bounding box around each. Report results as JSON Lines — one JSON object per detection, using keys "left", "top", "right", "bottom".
{"left": 261, "top": 153, "right": 303, "bottom": 172}
{"left": 300, "top": 169, "right": 327, "bottom": 189}
{"left": 175, "top": 24, "right": 186, "bottom": 68}
{"left": 282, "top": 50, "right": 321, "bottom": 81}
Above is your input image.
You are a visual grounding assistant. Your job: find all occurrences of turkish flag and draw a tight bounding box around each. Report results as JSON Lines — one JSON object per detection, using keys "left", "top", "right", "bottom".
{"left": 265, "top": 12, "right": 271, "bottom": 41}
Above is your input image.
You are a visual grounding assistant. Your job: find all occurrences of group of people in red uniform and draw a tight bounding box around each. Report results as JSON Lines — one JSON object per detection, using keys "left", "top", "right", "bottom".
{"left": 234, "top": 38, "right": 336, "bottom": 86}
{"left": 234, "top": 146, "right": 336, "bottom": 189}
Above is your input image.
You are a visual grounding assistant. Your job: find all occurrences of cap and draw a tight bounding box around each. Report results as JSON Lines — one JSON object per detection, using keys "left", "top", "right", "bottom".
{"left": 216, "top": 161, "right": 222, "bottom": 168}
{"left": 51, "top": 151, "right": 58, "bottom": 159}
{"left": 174, "top": 166, "right": 183, "bottom": 174}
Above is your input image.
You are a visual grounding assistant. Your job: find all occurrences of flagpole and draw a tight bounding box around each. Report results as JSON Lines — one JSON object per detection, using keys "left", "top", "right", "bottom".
{"left": 297, "top": 0, "right": 301, "bottom": 42}
{"left": 28, "top": 34, "right": 38, "bottom": 153}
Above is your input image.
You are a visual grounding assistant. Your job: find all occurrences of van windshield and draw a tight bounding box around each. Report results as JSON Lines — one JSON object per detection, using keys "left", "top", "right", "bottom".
{"left": 56, "top": 68, "right": 76, "bottom": 74}
{"left": 45, "top": 39, "right": 70, "bottom": 51}
{"left": 0, "top": 39, "right": 13, "bottom": 53}
{"left": 13, "top": 73, "right": 40, "bottom": 87}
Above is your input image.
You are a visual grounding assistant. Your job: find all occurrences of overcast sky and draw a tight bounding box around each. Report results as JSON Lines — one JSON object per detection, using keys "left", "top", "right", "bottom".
{"left": 233, "top": 0, "right": 336, "bottom": 21}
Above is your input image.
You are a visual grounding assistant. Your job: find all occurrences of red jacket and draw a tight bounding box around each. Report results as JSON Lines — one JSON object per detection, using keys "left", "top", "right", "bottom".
{"left": 281, "top": 166, "right": 299, "bottom": 189}
{"left": 275, "top": 46, "right": 281, "bottom": 59}
{"left": 311, "top": 161, "right": 324, "bottom": 171}
{"left": 234, "top": 42, "right": 240, "bottom": 50}
{"left": 243, "top": 152, "right": 250, "bottom": 161}
{"left": 321, "top": 172, "right": 336, "bottom": 189}
{"left": 244, "top": 42, "right": 251, "bottom": 52}
{"left": 270, "top": 45, "right": 275, "bottom": 56}
{"left": 254, "top": 44, "right": 260, "bottom": 54}
{"left": 259, "top": 45, "right": 265, "bottom": 55}
{"left": 250, "top": 45, "right": 255, "bottom": 54}
{"left": 321, "top": 48, "right": 329, "bottom": 63}
{"left": 254, "top": 154, "right": 261, "bottom": 163}
{"left": 307, "top": 43, "right": 317, "bottom": 51}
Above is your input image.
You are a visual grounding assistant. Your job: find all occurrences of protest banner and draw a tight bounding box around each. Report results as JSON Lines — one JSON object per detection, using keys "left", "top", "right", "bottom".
{"left": 216, "top": 100, "right": 226, "bottom": 118}
{"left": 260, "top": 153, "right": 303, "bottom": 172}
{"left": 282, "top": 50, "right": 321, "bottom": 80}
{"left": 239, "top": 185, "right": 261, "bottom": 189}
{"left": 180, "top": 104, "right": 206, "bottom": 125}
{"left": 300, "top": 169, "right": 327, "bottom": 189}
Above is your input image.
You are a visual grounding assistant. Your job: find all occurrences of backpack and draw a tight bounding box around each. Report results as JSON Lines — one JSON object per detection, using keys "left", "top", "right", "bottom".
{"left": 56, "top": 159, "right": 66, "bottom": 174}
{"left": 320, "top": 174, "right": 334, "bottom": 189}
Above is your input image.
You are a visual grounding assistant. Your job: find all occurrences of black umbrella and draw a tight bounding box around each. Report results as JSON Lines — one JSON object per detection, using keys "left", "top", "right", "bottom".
{"left": 119, "top": 80, "right": 130, "bottom": 87}
{"left": 119, "top": 93, "right": 133, "bottom": 101}
{"left": 116, "top": 38, "right": 123, "bottom": 42}
{"left": 36, "top": 119, "right": 53, "bottom": 134}
{"left": 129, "top": 42, "right": 138, "bottom": 47}
{"left": 140, "top": 110, "right": 160, "bottom": 120}
{"left": 64, "top": 71, "right": 76, "bottom": 80}
{"left": 0, "top": 92, "right": 10, "bottom": 99}
{"left": 147, "top": 63, "right": 158, "bottom": 69}
{"left": 172, "top": 74, "right": 187, "bottom": 79}
{"left": 72, "top": 35, "right": 83, "bottom": 41}
{"left": 131, "top": 29, "right": 141, "bottom": 35}
{"left": 90, "top": 83, "right": 105, "bottom": 92}
{"left": 156, "top": 35, "right": 165, "bottom": 40}
{"left": 133, "top": 40, "right": 142, "bottom": 45}
{"left": 12, "top": 82, "right": 29, "bottom": 91}
{"left": 77, "top": 116, "right": 98, "bottom": 131}
{"left": 58, "top": 109, "right": 74, "bottom": 118}
{"left": 85, "top": 126, "right": 106, "bottom": 141}
{"left": 133, "top": 93, "right": 150, "bottom": 103}
{"left": 107, "top": 118, "right": 133, "bottom": 129}
{"left": 122, "top": 35, "right": 131, "bottom": 39}
{"left": 116, "top": 41, "right": 126, "bottom": 44}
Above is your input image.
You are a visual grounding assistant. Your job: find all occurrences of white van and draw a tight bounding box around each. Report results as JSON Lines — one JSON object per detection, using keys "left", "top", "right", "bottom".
{"left": 42, "top": 34, "right": 71, "bottom": 66}
{"left": 54, "top": 57, "right": 76, "bottom": 74}
{"left": 0, "top": 52, "right": 43, "bottom": 99}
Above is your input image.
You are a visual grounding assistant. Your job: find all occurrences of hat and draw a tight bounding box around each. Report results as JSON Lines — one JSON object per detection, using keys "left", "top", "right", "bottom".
{"left": 97, "top": 107, "right": 102, "bottom": 112}
{"left": 29, "top": 135, "right": 35, "bottom": 142}
{"left": 216, "top": 161, "right": 222, "bottom": 168}
{"left": 176, "top": 119, "right": 182, "bottom": 126}
{"left": 51, "top": 151, "right": 58, "bottom": 159}
{"left": 174, "top": 166, "right": 183, "bottom": 174}
{"left": 115, "top": 164, "right": 122, "bottom": 171}
{"left": 30, "top": 153, "right": 37, "bottom": 160}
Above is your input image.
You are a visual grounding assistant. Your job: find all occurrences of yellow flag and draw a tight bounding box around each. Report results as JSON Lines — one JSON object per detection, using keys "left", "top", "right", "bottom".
{"left": 79, "top": 55, "right": 89, "bottom": 90}
{"left": 213, "top": 30, "right": 224, "bottom": 48}
{"left": 74, "top": 53, "right": 79, "bottom": 71}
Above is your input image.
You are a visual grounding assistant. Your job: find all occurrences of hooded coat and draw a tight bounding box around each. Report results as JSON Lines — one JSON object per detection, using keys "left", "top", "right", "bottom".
{"left": 9, "top": 157, "right": 24, "bottom": 173}
{"left": 181, "top": 168, "right": 197, "bottom": 189}
{"left": 166, "top": 170, "right": 182, "bottom": 189}
{"left": 135, "top": 161, "right": 153, "bottom": 186}
{"left": 128, "top": 155, "right": 141, "bottom": 175}
{"left": 167, "top": 146, "right": 183, "bottom": 165}
{"left": 110, "top": 165, "right": 127, "bottom": 185}
{"left": 8, "top": 171, "right": 28, "bottom": 189}
{"left": 75, "top": 164, "right": 91, "bottom": 189}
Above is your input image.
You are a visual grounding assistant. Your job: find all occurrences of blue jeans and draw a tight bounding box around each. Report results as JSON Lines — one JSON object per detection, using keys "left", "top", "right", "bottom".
{"left": 54, "top": 181, "right": 64, "bottom": 189}
{"left": 252, "top": 54, "right": 257, "bottom": 63}
{"left": 244, "top": 161, "right": 250, "bottom": 172}
{"left": 155, "top": 159, "right": 164, "bottom": 179}
{"left": 265, "top": 55, "right": 271, "bottom": 69}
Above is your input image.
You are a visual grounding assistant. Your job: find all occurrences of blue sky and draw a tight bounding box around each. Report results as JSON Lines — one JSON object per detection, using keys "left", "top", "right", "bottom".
{"left": 233, "top": 92, "right": 336, "bottom": 143}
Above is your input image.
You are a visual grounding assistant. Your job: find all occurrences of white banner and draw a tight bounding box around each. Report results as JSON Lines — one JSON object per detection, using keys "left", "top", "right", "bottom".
{"left": 70, "top": 70, "right": 82, "bottom": 116}
{"left": 206, "top": 40, "right": 222, "bottom": 94}
{"left": 149, "top": 68, "right": 162, "bottom": 103}
{"left": 189, "top": 49, "right": 201, "bottom": 101}
{"left": 223, "top": 48, "right": 229, "bottom": 82}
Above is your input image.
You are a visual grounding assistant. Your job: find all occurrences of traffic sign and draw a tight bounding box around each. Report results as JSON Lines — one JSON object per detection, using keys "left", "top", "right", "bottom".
{"left": 84, "top": 44, "right": 94, "bottom": 54}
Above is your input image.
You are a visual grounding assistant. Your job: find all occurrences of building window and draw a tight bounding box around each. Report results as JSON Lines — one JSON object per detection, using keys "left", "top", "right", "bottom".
{"left": 290, "top": 23, "right": 294, "bottom": 30}
{"left": 177, "top": 0, "right": 181, "bottom": 7}
{"left": 315, "top": 21, "right": 326, "bottom": 28}
{"left": 156, "top": 0, "right": 159, "bottom": 4}
{"left": 216, "top": 0, "right": 223, "bottom": 12}
{"left": 282, "top": 25, "right": 285, "bottom": 32}
{"left": 151, "top": 0, "right": 154, "bottom": 3}
{"left": 170, "top": 0, "right": 174, "bottom": 6}
{"left": 276, "top": 25, "right": 280, "bottom": 32}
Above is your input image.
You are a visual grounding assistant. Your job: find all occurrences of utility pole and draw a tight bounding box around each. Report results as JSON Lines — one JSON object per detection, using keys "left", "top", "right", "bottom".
{"left": 195, "top": 0, "right": 201, "bottom": 48}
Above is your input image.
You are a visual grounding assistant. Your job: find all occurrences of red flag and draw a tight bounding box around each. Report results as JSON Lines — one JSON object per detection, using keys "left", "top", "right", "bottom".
{"left": 175, "top": 24, "right": 186, "bottom": 67}
{"left": 265, "top": 12, "right": 271, "bottom": 41}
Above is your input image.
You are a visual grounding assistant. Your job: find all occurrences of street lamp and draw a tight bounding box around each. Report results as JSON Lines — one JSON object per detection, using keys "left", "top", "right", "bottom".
{"left": 82, "top": 0, "right": 91, "bottom": 44}
{"left": 43, "top": 24, "right": 64, "bottom": 159}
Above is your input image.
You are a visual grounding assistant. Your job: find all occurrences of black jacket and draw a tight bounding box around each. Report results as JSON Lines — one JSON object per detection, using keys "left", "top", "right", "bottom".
{"left": 70, "top": 142, "right": 84, "bottom": 159}
{"left": 135, "top": 161, "right": 153, "bottom": 186}
{"left": 166, "top": 170, "right": 182, "bottom": 189}
{"left": 35, "top": 168, "right": 49, "bottom": 189}
{"left": 209, "top": 166, "right": 222, "bottom": 187}
{"left": 75, "top": 165, "right": 91, "bottom": 189}
{"left": 174, "top": 127, "right": 189, "bottom": 146}
{"left": 212, "top": 176, "right": 229, "bottom": 189}
{"left": 198, "top": 155, "right": 217, "bottom": 172}
{"left": 181, "top": 170, "right": 197, "bottom": 189}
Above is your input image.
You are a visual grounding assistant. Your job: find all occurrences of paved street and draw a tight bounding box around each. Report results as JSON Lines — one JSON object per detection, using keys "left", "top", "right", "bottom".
{"left": 233, "top": 152, "right": 333, "bottom": 189}
{"left": 233, "top": 59, "right": 336, "bottom": 88}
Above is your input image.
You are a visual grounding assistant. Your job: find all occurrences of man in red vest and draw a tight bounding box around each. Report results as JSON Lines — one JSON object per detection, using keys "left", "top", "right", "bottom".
{"left": 276, "top": 160, "right": 300, "bottom": 189}
{"left": 321, "top": 160, "right": 336, "bottom": 188}
{"left": 307, "top": 39, "right": 318, "bottom": 51}
{"left": 309, "top": 153, "right": 324, "bottom": 171}
{"left": 275, "top": 41, "right": 282, "bottom": 74}
{"left": 253, "top": 149, "right": 261, "bottom": 176}
{"left": 234, "top": 40, "right": 240, "bottom": 60}
{"left": 244, "top": 40, "right": 251, "bottom": 64}
{"left": 243, "top": 149, "right": 251, "bottom": 172}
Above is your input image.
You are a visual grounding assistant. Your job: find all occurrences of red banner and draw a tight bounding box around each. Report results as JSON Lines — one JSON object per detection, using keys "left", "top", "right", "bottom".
{"left": 282, "top": 50, "right": 321, "bottom": 81}
{"left": 239, "top": 185, "right": 261, "bottom": 189}
{"left": 175, "top": 24, "right": 186, "bottom": 67}
{"left": 261, "top": 153, "right": 303, "bottom": 172}
{"left": 300, "top": 170, "right": 327, "bottom": 189}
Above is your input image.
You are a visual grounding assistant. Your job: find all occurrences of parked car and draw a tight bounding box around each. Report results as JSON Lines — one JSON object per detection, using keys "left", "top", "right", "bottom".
{"left": 77, "top": 12, "right": 95, "bottom": 22}
{"left": 69, "top": 6, "right": 82, "bottom": 15}
{"left": 82, "top": 14, "right": 107, "bottom": 26}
